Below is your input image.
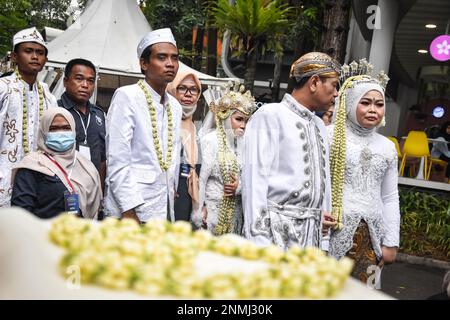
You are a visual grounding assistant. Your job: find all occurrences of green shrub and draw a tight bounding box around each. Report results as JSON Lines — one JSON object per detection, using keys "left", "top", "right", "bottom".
{"left": 399, "top": 188, "right": 450, "bottom": 260}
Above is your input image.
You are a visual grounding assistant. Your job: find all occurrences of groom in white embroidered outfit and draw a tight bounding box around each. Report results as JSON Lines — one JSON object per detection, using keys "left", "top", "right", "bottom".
{"left": 104, "top": 28, "right": 182, "bottom": 223}
{"left": 0, "top": 27, "right": 57, "bottom": 207}
{"left": 242, "top": 52, "right": 340, "bottom": 250}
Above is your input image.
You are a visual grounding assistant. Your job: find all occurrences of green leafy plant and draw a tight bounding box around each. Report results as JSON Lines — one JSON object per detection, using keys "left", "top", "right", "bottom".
{"left": 140, "top": 0, "right": 206, "bottom": 62}
{"left": 0, "top": 0, "right": 75, "bottom": 56}
{"left": 212, "top": 0, "right": 293, "bottom": 92}
{"left": 399, "top": 188, "right": 450, "bottom": 261}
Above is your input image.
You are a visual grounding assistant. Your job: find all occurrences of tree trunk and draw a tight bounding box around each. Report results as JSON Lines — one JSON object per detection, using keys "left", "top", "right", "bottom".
{"left": 287, "top": 37, "right": 306, "bottom": 93}
{"left": 320, "top": 0, "right": 351, "bottom": 63}
{"left": 193, "top": 26, "right": 204, "bottom": 71}
{"left": 206, "top": 27, "right": 217, "bottom": 76}
{"left": 244, "top": 40, "right": 258, "bottom": 93}
{"left": 271, "top": 52, "right": 283, "bottom": 102}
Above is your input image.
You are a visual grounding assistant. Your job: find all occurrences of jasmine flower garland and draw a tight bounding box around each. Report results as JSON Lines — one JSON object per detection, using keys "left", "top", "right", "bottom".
{"left": 330, "top": 75, "right": 375, "bottom": 230}
{"left": 50, "top": 215, "right": 353, "bottom": 299}
{"left": 138, "top": 80, "right": 173, "bottom": 171}
{"left": 214, "top": 113, "right": 239, "bottom": 235}
{"left": 15, "top": 69, "right": 44, "bottom": 155}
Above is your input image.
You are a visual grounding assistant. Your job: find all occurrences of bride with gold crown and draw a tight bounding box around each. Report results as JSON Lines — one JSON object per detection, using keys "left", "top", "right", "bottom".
{"left": 327, "top": 60, "right": 400, "bottom": 285}
{"left": 192, "top": 83, "right": 256, "bottom": 236}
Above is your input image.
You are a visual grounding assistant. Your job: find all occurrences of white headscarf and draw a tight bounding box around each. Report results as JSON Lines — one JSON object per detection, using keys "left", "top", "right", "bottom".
{"left": 199, "top": 109, "right": 244, "bottom": 155}
{"left": 333, "top": 80, "right": 385, "bottom": 135}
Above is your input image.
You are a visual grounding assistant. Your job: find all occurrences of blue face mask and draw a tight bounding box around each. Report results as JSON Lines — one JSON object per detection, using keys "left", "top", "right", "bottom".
{"left": 45, "top": 131, "right": 76, "bottom": 152}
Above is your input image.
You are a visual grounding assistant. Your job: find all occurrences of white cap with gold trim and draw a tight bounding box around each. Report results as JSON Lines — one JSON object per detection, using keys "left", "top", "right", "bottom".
{"left": 13, "top": 27, "right": 47, "bottom": 50}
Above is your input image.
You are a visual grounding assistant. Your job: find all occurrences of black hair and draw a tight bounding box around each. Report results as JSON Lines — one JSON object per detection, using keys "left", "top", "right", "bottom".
{"left": 64, "top": 58, "right": 96, "bottom": 78}
{"left": 437, "top": 121, "right": 450, "bottom": 148}
{"left": 289, "top": 76, "right": 310, "bottom": 90}
{"left": 289, "top": 74, "right": 337, "bottom": 91}
{"left": 14, "top": 43, "right": 48, "bottom": 57}
{"left": 140, "top": 46, "right": 152, "bottom": 75}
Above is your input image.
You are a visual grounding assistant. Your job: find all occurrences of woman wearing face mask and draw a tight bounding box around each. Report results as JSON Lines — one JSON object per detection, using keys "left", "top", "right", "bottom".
{"left": 11, "top": 108, "right": 102, "bottom": 219}
{"left": 166, "top": 71, "right": 202, "bottom": 222}
{"left": 192, "top": 84, "right": 256, "bottom": 235}
{"left": 327, "top": 62, "right": 400, "bottom": 285}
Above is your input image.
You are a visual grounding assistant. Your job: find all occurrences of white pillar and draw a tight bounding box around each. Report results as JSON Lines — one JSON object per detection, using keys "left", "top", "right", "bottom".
{"left": 368, "top": 0, "right": 399, "bottom": 74}
{"left": 346, "top": 10, "right": 371, "bottom": 63}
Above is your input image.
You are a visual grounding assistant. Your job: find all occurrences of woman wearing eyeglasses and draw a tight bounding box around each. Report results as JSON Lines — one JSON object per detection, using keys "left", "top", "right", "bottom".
{"left": 167, "top": 71, "right": 202, "bottom": 222}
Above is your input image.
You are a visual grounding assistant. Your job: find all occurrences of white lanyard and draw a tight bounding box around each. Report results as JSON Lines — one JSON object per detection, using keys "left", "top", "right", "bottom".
{"left": 74, "top": 109, "right": 91, "bottom": 144}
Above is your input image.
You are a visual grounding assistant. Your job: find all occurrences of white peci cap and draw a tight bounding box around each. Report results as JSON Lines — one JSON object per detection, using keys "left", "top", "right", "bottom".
{"left": 137, "top": 28, "right": 177, "bottom": 58}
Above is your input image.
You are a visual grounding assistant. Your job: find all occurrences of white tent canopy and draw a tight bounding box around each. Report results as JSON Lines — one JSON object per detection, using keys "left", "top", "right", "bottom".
{"left": 46, "top": 0, "right": 235, "bottom": 86}
{"left": 42, "top": 27, "right": 64, "bottom": 42}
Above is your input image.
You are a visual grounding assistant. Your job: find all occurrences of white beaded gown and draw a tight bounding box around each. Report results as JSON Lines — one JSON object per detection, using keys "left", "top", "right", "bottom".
{"left": 327, "top": 124, "right": 400, "bottom": 261}
{"left": 192, "top": 130, "right": 244, "bottom": 235}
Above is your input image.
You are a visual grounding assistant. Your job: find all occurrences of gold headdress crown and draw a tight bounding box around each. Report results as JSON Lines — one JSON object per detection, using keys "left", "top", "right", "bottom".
{"left": 339, "top": 58, "right": 390, "bottom": 89}
{"left": 290, "top": 52, "right": 341, "bottom": 81}
{"left": 209, "top": 81, "right": 257, "bottom": 118}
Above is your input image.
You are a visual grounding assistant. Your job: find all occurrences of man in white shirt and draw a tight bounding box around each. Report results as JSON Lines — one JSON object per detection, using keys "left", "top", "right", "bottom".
{"left": 242, "top": 52, "right": 340, "bottom": 250}
{"left": 104, "top": 28, "right": 182, "bottom": 223}
{"left": 0, "top": 27, "right": 57, "bottom": 207}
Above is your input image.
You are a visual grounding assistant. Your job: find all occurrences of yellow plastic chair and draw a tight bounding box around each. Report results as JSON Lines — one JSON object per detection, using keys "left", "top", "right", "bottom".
{"left": 399, "top": 131, "right": 430, "bottom": 179}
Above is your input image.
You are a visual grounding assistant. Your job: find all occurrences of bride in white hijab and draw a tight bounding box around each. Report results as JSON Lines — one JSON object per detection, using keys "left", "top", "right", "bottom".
{"left": 192, "top": 83, "right": 256, "bottom": 235}
{"left": 327, "top": 62, "right": 399, "bottom": 284}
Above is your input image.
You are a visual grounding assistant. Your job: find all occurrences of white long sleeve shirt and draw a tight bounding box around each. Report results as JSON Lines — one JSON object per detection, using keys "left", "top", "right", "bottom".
{"left": 242, "top": 94, "right": 331, "bottom": 250}
{"left": 104, "top": 81, "right": 181, "bottom": 222}
{"left": 0, "top": 73, "right": 57, "bottom": 207}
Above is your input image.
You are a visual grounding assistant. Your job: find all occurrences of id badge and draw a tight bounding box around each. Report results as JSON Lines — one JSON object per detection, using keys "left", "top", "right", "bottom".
{"left": 64, "top": 191, "right": 80, "bottom": 215}
{"left": 180, "top": 163, "right": 190, "bottom": 178}
{"left": 79, "top": 143, "right": 91, "bottom": 161}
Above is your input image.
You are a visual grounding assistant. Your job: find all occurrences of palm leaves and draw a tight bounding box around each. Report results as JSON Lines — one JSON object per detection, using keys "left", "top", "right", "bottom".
{"left": 215, "top": 0, "right": 290, "bottom": 38}
{"left": 213, "top": 0, "right": 292, "bottom": 92}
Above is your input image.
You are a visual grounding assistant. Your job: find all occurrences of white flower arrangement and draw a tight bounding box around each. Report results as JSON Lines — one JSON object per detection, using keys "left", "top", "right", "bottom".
{"left": 49, "top": 215, "right": 353, "bottom": 299}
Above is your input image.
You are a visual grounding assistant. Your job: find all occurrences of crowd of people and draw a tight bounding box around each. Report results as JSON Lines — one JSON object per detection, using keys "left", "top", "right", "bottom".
{"left": 0, "top": 26, "right": 402, "bottom": 285}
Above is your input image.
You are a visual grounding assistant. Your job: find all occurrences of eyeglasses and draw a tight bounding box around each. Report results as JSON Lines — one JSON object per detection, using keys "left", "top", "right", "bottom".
{"left": 177, "top": 86, "right": 200, "bottom": 96}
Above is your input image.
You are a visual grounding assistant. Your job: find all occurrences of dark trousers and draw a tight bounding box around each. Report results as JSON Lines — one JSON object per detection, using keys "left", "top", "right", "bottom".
{"left": 174, "top": 164, "right": 201, "bottom": 222}
{"left": 174, "top": 175, "right": 192, "bottom": 221}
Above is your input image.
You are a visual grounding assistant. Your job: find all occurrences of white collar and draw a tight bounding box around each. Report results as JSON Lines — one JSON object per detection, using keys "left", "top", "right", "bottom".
{"left": 12, "top": 72, "right": 39, "bottom": 92}
{"left": 141, "top": 80, "right": 169, "bottom": 105}
{"left": 282, "top": 94, "right": 315, "bottom": 121}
